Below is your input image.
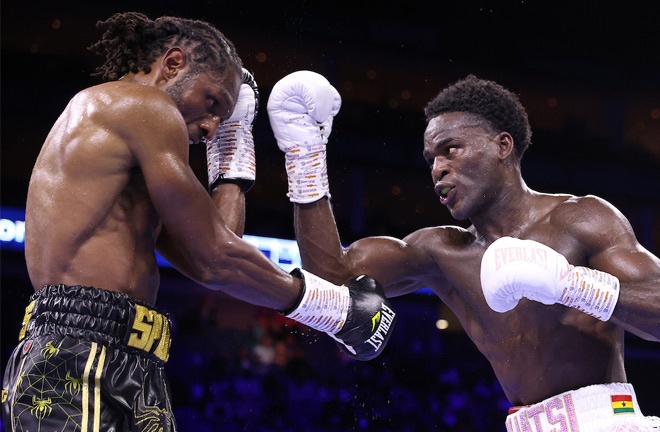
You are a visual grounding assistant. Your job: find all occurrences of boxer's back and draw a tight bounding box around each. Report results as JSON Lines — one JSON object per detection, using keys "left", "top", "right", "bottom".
{"left": 25, "top": 83, "right": 162, "bottom": 304}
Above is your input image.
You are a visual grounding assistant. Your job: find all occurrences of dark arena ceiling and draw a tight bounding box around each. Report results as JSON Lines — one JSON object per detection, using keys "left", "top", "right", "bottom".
{"left": 2, "top": 0, "right": 660, "bottom": 243}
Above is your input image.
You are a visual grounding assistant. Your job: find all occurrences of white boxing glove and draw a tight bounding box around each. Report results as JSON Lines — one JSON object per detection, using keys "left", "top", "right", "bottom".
{"left": 266, "top": 70, "right": 341, "bottom": 203}
{"left": 480, "top": 237, "right": 620, "bottom": 321}
{"left": 206, "top": 68, "right": 259, "bottom": 192}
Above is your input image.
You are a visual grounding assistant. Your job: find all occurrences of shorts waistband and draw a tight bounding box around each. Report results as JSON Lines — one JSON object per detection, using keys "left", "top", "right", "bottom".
{"left": 506, "top": 383, "right": 642, "bottom": 432}
{"left": 19, "top": 284, "right": 171, "bottom": 363}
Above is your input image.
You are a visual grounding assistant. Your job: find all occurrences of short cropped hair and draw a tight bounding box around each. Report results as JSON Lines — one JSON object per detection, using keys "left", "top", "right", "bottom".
{"left": 424, "top": 75, "right": 532, "bottom": 159}
{"left": 88, "top": 12, "right": 242, "bottom": 82}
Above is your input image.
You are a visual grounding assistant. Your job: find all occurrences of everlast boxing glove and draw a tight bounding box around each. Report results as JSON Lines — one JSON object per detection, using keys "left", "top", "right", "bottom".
{"left": 284, "top": 269, "right": 397, "bottom": 361}
{"left": 206, "top": 68, "right": 259, "bottom": 192}
{"left": 480, "top": 236, "right": 619, "bottom": 321}
{"left": 267, "top": 70, "right": 340, "bottom": 203}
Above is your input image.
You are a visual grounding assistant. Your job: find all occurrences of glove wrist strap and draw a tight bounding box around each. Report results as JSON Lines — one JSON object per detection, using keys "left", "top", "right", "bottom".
{"left": 285, "top": 268, "right": 349, "bottom": 334}
{"left": 284, "top": 146, "right": 330, "bottom": 203}
{"left": 206, "top": 120, "right": 256, "bottom": 191}
{"left": 559, "top": 266, "right": 620, "bottom": 321}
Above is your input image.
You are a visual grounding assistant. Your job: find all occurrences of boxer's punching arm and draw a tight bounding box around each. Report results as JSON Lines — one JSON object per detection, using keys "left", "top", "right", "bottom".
{"left": 295, "top": 199, "right": 435, "bottom": 297}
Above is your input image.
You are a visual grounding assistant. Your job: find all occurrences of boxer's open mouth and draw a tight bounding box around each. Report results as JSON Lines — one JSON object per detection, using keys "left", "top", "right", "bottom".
{"left": 436, "top": 185, "right": 453, "bottom": 198}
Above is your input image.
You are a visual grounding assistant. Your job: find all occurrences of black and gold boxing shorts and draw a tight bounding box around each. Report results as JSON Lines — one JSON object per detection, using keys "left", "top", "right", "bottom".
{"left": 2, "top": 284, "right": 177, "bottom": 432}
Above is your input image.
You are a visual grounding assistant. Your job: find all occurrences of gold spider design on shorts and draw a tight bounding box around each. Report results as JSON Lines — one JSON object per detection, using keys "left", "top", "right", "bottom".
{"left": 64, "top": 371, "right": 83, "bottom": 395}
{"left": 135, "top": 396, "right": 172, "bottom": 432}
{"left": 135, "top": 407, "right": 170, "bottom": 432}
{"left": 40, "top": 340, "right": 62, "bottom": 359}
{"left": 30, "top": 395, "right": 53, "bottom": 419}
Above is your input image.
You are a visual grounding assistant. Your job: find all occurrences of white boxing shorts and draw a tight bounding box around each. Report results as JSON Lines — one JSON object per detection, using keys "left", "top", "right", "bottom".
{"left": 506, "top": 382, "right": 660, "bottom": 432}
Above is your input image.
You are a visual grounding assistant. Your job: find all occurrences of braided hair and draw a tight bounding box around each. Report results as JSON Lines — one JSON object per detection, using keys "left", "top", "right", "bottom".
{"left": 424, "top": 75, "right": 532, "bottom": 160}
{"left": 88, "top": 12, "right": 242, "bottom": 82}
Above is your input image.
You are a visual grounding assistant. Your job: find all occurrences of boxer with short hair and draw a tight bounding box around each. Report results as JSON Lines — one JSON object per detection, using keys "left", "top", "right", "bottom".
{"left": 268, "top": 71, "right": 660, "bottom": 431}
{"left": 1, "top": 13, "right": 396, "bottom": 432}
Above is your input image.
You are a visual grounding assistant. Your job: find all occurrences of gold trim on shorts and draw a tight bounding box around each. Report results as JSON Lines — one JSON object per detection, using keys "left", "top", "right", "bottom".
{"left": 18, "top": 300, "right": 35, "bottom": 341}
{"left": 18, "top": 300, "right": 171, "bottom": 362}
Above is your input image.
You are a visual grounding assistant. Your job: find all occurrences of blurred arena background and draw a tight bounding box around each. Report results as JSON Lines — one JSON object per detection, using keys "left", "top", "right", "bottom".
{"left": 2, "top": 1, "right": 659, "bottom": 430}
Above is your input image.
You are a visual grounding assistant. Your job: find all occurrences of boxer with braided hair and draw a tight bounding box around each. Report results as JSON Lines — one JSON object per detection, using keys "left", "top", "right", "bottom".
{"left": 1, "top": 13, "right": 396, "bottom": 432}
{"left": 88, "top": 12, "right": 241, "bottom": 81}
{"left": 269, "top": 71, "right": 660, "bottom": 431}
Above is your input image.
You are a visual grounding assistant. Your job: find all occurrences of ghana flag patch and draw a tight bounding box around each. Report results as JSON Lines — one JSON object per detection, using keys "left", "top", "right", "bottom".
{"left": 611, "top": 394, "right": 635, "bottom": 414}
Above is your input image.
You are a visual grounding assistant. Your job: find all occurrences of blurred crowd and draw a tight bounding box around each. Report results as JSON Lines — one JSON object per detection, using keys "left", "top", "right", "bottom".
{"left": 165, "top": 293, "right": 510, "bottom": 432}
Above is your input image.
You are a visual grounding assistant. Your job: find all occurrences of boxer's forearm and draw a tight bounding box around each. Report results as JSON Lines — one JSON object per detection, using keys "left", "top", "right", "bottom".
{"left": 588, "top": 240, "right": 660, "bottom": 341}
{"left": 611, "top": 280, "right": 660, "bottom": 342}
{"left": 294, "top": 198, "right": 352, "bottom": 284}
{"left": 211, "top": 182, "right": 246, "bottom": 236}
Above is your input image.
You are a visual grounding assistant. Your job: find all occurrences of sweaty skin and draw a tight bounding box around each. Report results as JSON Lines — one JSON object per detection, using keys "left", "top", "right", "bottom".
{"left": 25, "top": 50, "right": 301, "bottom": 309}
{"left": 293, "top": 112, "right": 660, "bottom": 405}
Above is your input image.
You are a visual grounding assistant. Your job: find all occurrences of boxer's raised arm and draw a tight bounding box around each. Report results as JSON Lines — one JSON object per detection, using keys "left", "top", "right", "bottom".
{"left": 268, "top": 71, "right": 433, "bottom": 296}
{"left": 204, "top": 68, "right": 260, "bottom": 237}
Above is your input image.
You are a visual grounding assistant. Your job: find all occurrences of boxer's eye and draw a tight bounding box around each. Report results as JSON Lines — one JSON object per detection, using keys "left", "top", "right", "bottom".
{"left": 444, "top": 145, "right": 459, "bottom": 157}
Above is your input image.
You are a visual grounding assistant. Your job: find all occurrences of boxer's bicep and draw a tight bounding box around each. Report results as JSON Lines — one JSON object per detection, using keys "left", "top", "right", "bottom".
{"left": 591, "top": 238, "right": 660, "bottom": 284}
{"left": 572, "top": 196, "right": 660, "bottom": 282}
{"left": 343, "top": 236, "right": 436, "bottom": 297}
{"left": 578, "top": 200, "right": 660, "bottom": 340}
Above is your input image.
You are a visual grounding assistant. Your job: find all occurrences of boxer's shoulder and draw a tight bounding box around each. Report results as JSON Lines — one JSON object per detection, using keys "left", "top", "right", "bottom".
{"left": 530, "top": 194, "right": 630, "bottom": 259}
{"left": 405, "top": 225, "right": 478, "bottom": 260}
{"left": 547, "top": 194, "right": 622, "bottom": 228}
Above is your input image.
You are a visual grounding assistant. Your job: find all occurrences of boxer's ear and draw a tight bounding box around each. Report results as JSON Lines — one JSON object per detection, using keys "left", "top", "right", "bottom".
{"left": 495, "top": 132, "right": 515, "bottom": 160}
{"left": 161, "top": 47, "right": 187, "bottom": 80}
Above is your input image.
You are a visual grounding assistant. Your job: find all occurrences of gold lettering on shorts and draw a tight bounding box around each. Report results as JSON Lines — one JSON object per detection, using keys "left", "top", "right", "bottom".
{"left": 128, "top": 304, "right": 171, "bottom": 362}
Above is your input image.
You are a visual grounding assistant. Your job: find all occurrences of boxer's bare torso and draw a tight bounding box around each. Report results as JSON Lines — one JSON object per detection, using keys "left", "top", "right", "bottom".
{"left": 25, "top": 67, "right": 240, "bottom": 306}
{"left": 401, "top": 193, "right": 626, "bottom": 405}
{"left": 25, "top": 82, "right": 178, "bottom": 304}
